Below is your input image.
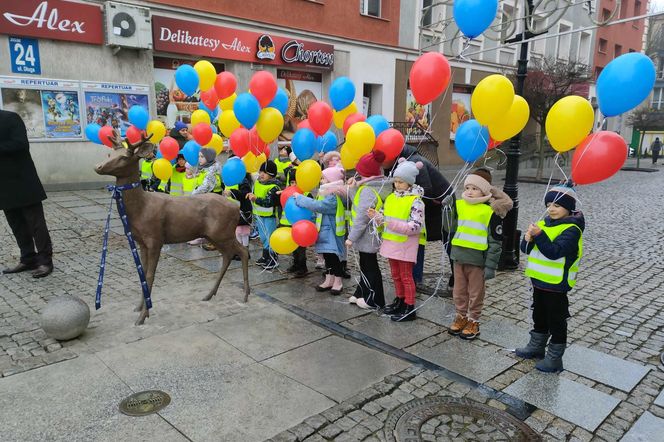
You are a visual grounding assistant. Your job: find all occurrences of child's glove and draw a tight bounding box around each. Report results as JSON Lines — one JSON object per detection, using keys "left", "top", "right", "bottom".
{"left": 484, "top": 267, "right": 495, "bottom": 280}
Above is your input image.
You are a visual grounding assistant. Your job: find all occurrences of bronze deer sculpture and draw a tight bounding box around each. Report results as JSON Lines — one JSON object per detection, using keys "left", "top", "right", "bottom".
{"left": 94, "top": 131, "right": 250, "bottom": 325}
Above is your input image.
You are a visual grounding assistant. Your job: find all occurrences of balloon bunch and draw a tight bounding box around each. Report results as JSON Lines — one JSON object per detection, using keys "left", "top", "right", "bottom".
{"left": 85, "top": 105, "right": 167, "bottom": 151}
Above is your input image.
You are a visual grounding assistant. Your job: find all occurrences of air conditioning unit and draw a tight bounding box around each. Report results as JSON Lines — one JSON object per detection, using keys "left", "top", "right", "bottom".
{"left": 105, "top": 2, "right": 152, "bottom": 50}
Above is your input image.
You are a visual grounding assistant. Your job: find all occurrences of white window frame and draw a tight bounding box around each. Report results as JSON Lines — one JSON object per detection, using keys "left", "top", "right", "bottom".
{"left": 360, "top": 0, "right": 381, "bottom": 17}
{"left": 556, "top": 21, "right": 573, "bottom": 61}
{"left": 576, "top": 31, "right": 592, "bottom": 65}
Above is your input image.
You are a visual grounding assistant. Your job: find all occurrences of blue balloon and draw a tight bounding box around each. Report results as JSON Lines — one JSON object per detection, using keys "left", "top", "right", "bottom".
{"left": 285, "top": 196, "right": 313, "bottom": 224}
{"left": 292, "top": 128, "right": 317, "bottom": 160}
{"left": 455, "top": 120, "right": 489, "bottom": 162}
{"left": 85, "top": 123, "right": 101, "bottom": 144}
{"left": 128, "top": 105, "right": 149, "bottom": 130}
{"left": 182, "top": 140, "right": 201, "bottom": 166}
{"left": 233, "top": 93, "right": 261, "bottom": 129}
{"left": 174, "top": 65, "right": 199, "bottom": 96}
{"left": 317, "top": 131, "right": 338, "bottom": 153}
{"left": 329, "top": 77, "right": 355, "bottom": 111}
{"left": 597, "top": 53, "right": 656, "bottom": 117}
{"left": 267, "top": 88, "right": 289, "bottom": 115}
{"left": 366, "top": 115, "right": 390, "bottom": 137}
{"left": 222, "top": 157, "right": 247, "bottom": 187}
{"left": 453, "top": 0, "right": 498, "bottom": 39}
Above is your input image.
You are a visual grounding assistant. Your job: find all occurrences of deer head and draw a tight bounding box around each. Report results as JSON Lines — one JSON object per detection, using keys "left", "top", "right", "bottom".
{"left": 94, "top": 129, "right": 155, "bottom": 179}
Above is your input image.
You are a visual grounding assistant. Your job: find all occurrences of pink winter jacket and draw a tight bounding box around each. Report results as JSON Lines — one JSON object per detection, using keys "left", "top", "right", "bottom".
{"left": 375, "top": 185, "right": 425, "bottom": 263}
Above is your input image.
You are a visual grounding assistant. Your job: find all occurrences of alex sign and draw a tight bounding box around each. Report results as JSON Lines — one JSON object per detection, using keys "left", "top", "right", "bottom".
{"left": 0, "top": 0, "right": 104, "bottom": 45}
{"left": 153, "top": 16, "right": 334, "bottom": 70}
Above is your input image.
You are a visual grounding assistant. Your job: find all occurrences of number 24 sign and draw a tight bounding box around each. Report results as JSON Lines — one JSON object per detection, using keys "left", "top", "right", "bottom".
{"left": 9, "top": 37, "right": 41, "bottom": 75}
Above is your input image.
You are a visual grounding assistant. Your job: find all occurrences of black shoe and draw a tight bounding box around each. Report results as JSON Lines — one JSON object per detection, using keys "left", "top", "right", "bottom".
{"left": 255, "top": 250, "right": 268, "bottom": 266}
{"left": 2, "top": 262, "right": 36, "bottom": 274}
{"left": 383, "top": 297, "right": 405, "bottom": 315}
{"left": 293, "top": 268, "right": 308, "bottom": 278}
{"left": 263, "top": 256, "right": 279, "bottom": 270}
{"left": 286, "top": 264, "right": 297, "bottom": 273}
{"left": 342, "top": 269, "right": 351, "bottom": 279}
{"left": 31, "top": 265, "right": 53, "bottom": 278}
{"left": 391, "top": 304, "right": 416, "bottom": 322}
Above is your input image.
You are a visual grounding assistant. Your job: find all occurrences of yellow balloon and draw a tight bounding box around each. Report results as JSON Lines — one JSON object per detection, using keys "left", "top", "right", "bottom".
{"left": 488, "top": 96, "right": 530, "bottom": 142}
{"left": 345, "top": 122, "right": 375, "bottom": 157}
{"left": 218, "top": 110, "right": 241, "bottom": 137}
{"left": 296, "top": 159, "right": 322, "bottom": 193}
{"left": 333, "top": 102, "right": 358, "bottom": 128}
{"left": 545, "top": 96, "right": 594, "bottom": 153}
{"left": 152, "top": 158, "right": 173, "bottom": 181}
{"left": 340, "top": 145, "right": 360, "bottom": 170}
{"left": 270, "top": 227, "right": 298, "bottom": 255}
{"left": 256, "top": 107, "right": 284, "bottom": 143}
{"left": 243, "top": 152, "right": 266, "bottom": 173}
{"left": 219, "top": 93, "right": 237, "bottom": 111}
{"left": 191, "top": 109, "right": 211, "bottom": 126}
{"left": 471, "top": 74, "right": 515, "bottom": 126}
{"left": 206, "top": 133, "right": 224, "bottom": 154}
{"left": 194, "top": 60, "right": 216, "bottom": 92}
{"left": 146, "top": 120, "right": 166, "bottom": 143}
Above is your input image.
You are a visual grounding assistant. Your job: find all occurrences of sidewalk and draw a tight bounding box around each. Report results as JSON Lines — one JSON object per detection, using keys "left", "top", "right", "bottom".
{"left": 0, "top": 164, "right": 663, "bottom": 441}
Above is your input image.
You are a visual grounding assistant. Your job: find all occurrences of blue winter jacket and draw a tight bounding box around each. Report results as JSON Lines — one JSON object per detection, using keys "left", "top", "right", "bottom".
{"left": 295, "top": 194, "right": 346, "bottom": 260}
{"left": 520, "top": 212, "right": 585, "bottom": 293}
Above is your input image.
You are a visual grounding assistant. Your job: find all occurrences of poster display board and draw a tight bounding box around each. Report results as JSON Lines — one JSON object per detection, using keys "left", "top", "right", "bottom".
{"left": 81, "top": 82, "right": 150, "bottom": 136}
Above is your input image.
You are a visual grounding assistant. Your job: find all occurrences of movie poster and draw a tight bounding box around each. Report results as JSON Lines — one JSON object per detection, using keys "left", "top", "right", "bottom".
{"left": 405, "top": 88, "right": 431, "bottom": 132}
{"left": 82, "top": 82, "right": 149, "bottom": 136}
{"left": 0, "top": 87, "right": 45, "bottom": 139}
{"left": 450, "top": 88, "right": 472, "bottom": 141}
{"left": 277, "top": 69, "right": 322, "bottom": 141}
{"left": 40, "top": 90, "right": 81, "bottom": 138}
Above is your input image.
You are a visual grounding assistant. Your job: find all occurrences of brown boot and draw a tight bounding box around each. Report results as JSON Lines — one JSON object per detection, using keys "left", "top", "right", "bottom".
{"left": 448, "top": 314, "right": 468, "bottom": 336}
{"left": 460, "top": 320, "right": 480, "bottom": 340}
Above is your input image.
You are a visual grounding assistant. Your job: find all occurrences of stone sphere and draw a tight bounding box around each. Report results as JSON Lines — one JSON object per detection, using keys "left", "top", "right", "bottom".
{"left": 40, "top": 296, "right": 90, "bottom": 341}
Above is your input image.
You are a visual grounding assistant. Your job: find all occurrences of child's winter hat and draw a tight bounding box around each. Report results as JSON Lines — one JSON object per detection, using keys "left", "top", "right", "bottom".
{"left": 355, "top": 150, "right": 386, "bottom": 178}
{"left": 321, "top": 165, "right": 345, "bottom": 183}
{"left": 260, "top": 160, "right": 278, "bottom": 177}
{"left": 279, "top": 145, "right": 292, "bottom": 155}
{"left": 322, "top": 151, "right": 341, "bottom": 167}
{"left": 545, "top": 181, "right": 577, "bottom": 212}
{"left": 175, "top": 121, "right": 187, "bottom": 131}
{"left": 392, "top": 158, "right": 423, "bottom": 185}
{"left": 464, "top": 168, "right": 493, "bottom": 196}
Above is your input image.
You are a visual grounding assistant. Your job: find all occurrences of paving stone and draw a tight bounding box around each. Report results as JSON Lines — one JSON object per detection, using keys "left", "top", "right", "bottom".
{"left": 289, "top": 422, "right": 315, "bottom": 441}
{"left": 188, "top": 256, "right": 243, "bottom": 273}
{"left": 344, "top": 313, "right": 438, "bottom": 349}
{"left": 480, "top": 319, "right": 528, "bottom": 349}
{"left": 414, "top": 297, "right": 456, "bottom": 327}
{"left": 504, "top": 371, "right": 620, "bottom": 432}
{"left": 318, "top": 423, "right": 343, "bottom": 439}
{"left": 303, "top": 414, "right": 328, "bottom": 431}
{"left": 655, "top": 388, "right": 664, "bottom": 408}
{"left": 621, "top": 411, "right": 664, "bottom": 441}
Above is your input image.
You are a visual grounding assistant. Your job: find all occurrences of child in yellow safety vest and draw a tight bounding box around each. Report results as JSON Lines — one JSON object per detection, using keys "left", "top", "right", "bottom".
{"left": 247, "top": 160, "right": 282, "bottom": 270}
{"left": 278, "top": 168, "right": 311, "bottom": 277}
{"left": 442, "top": 168, "right": 513, "bottom": 339}
{"left": 517, "top": 182, "right": 584, "bottom": 373}
{"left": 182, "top": 162, "right": 197, "bottom": 196}
{"left": 368, "top": 159, "right": 425, "bottom": 322}
{"left": 169, "top": 154, "right": 186, "bottom": 196}
{"left": 294, "top": 165, "right": 347, "bottom": 295}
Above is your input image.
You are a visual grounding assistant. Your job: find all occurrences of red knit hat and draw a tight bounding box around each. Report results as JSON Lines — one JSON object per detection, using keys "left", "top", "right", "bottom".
{"left": 355, "top": 150, "right": 386, "bottom": 178}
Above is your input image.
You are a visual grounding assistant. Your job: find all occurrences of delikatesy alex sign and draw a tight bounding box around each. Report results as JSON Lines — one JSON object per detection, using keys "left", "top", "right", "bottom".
{"left": 152, "top": 16, "right": 334, "bottom": 70}
{"left": 0, "top": 0, "right": 104, "bottom": 45}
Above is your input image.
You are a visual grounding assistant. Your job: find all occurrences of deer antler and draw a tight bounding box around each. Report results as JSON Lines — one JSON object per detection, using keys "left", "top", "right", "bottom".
{"left": 125, "top": 132, "right": 154, "bottom": 154}
{"left": 110, "top": 129, "right": 125, "bottom": 151}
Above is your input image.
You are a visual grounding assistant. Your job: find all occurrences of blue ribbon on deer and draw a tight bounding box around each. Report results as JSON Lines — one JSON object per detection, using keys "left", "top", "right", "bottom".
{"left": 95, "top": 182, "right": 152, "bottom": 311}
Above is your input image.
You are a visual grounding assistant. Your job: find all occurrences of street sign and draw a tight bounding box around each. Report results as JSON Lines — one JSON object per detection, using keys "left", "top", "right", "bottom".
{"left": 9, "top": 37, "right": 41, "bottom": 75}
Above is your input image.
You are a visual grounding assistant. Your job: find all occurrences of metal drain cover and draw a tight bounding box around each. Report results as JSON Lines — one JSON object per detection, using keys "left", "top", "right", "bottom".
{"left": 384, "top": 396, "right": 541, "bottom": 441}
{"left": 119, "top": 390, "right": 171, "bottom": 416}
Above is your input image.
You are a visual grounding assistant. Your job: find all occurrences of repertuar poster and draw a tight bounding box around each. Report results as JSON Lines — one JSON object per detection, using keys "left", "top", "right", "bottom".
{"left": 40, "top": 90, "right": 81, "bottom": 138}
{"left": 0, "top": 88, "right": 45, "bottom": 139}
{"left": 84, "top": 91, "right": 149, "bottom": 135}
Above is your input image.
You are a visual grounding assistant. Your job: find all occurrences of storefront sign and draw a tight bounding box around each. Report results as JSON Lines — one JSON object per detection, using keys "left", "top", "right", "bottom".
{"left": 153, "top": 16, "right": 334, "bottom": 70}
{"left": 9, "top": 37, "right": 41, "bottom": 75}
{"left": 0, "top": 0, "right": 104, "bottom": 45}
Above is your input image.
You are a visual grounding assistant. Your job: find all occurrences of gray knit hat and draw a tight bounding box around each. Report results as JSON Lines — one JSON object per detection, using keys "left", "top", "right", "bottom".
{"left": 392, "top": 158, "right": 423, "bottom": 185}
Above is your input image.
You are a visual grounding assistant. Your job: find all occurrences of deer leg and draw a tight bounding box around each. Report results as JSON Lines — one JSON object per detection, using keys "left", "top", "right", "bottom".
{"left": 238, "top": 242, "right": 250, "bottom": 303}
{"left": 203, "top": 241, "right": 233, "bottom": 301}
{"left": 136, "top": 245, "right": 161, "bottom": 326}
{"left": 134, "top": 245, "right": 148, "bottom": 312}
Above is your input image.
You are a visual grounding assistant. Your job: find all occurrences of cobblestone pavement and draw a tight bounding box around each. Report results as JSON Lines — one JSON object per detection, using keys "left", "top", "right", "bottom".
{"left": 1, "top": 162, "right": 664, "bottom": 441}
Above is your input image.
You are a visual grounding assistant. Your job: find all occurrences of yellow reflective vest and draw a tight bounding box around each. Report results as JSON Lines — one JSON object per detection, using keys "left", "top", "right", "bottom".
{"left": 225, "top": 184, "right": 241, "bottom": 206}
{"left": 525, "top": 221, "right": 583, "bottom": 287}
{"left": 252, "top": 181, "right": 278, "bottom": 217}
{"left": 451, "top": 200, "right": 493, "bottom": 251}
{"left": 350, "top": 185, "right": 383, "bottom": 231}
{"left": 315, "top": 195, "right": 346, "bottom": 236}
{"left": 274, "top": 158, "right": 292, "bottom": 178}
{"left": 182, "top": 176, "right": 196, "bottom": 195}
{"left": 381, "top": 194, "right": 426, "bottom": 244}
{"left": 170, "top": 168, "right": 185, "bottom": 196}
{"left": 196, "top": 169, "right": 222, "bottom": 193}
{"left": 140, "top": 160, "right": 153, "bottom": 181}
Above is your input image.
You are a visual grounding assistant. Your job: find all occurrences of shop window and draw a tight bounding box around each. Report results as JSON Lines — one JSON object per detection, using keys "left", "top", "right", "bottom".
{"left": 360, "top": 0, "right": 381, "bottom": 17}
{"left": 598, "top": 38, "right": 607, "bottom": 53}
{"left": 614, "top": 44, "right": 622, "bottom": 57}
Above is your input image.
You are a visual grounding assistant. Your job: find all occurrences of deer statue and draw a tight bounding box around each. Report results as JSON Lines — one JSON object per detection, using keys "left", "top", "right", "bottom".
{"left": 94, "top": 131, "right": 250, "bottom": 325}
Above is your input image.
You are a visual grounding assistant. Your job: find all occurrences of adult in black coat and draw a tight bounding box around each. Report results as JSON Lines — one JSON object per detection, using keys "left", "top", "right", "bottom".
{"left": 0, "top": 110, "right": 53, "bottom": 277}
{"left": 383, "top": 144, "right": 454, "bottom": 290}
{"left": 169, "top": 121, "right": 190, "bottom": 149}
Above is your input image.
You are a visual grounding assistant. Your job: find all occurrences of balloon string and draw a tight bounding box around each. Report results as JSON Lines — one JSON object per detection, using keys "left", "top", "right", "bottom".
{"left": 456, "top": 37, "right": 473, "bottom": 63}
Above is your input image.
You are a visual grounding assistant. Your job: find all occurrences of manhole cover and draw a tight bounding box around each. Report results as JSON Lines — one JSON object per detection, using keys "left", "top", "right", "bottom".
{"left": 119, "top": 390, "right": 171, "bottom": 416}
{"left": 384, "top": 396, "right": 541, "bottom": 442}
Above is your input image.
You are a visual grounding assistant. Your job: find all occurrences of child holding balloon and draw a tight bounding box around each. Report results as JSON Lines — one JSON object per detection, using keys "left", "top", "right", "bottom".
{"left": 223, "top": 170, "right": 254, "bottom": 260}
{"left": 279, "top": 168, "right": 310, "bottom": 277}
{"left": 247, "top": 160, "right": 282, "bottom": 270}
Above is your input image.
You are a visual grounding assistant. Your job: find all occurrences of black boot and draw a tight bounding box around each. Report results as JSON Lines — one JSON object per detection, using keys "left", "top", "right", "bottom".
{"left": 515, "top": 331, "right": 550, "bottom": 359}
{"left": 536, "top": 343, "right": 566, "bottom": 373}
{"left": 255, "top": 249, "right": 268, "bottom": 266}
{"left": 383, "top": 297, "right": 405, "bottom": 315}
{"left": 391, "top": 304, "right": 416, "bottom": 322}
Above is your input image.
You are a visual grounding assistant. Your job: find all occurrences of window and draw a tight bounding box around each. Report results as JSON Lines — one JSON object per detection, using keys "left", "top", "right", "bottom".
{"left": 360, "top": 0, "right": 381, "bottom": 17}
{"left": 602, "top": 8, "right": 611, "bottom": 21}
{"left": 500, "top": 4, "right": 514, "bottom": 44}
{"left": 422, "top": 0, "right": 432, "bottom": 27}
{"left": 620, "top": 0, "right": 628, "bottom": 18}
{"left": 557, "top": 23, "right": 572, "bottom": 59}
{"left": 578, "top": 32, "right": 591, "bottom": 65}
{"left": 629, "top": 48, "right": 636, "bottom": 52}
{"left": 635, "top": 0, "right": 642, "bottom": 15}
{"left": 614, "top": 44, "right": 622, "bottom": 57}
{"left": 598, "top": 38, "right": 608, "bottom": 53}
{"left": 595, "top": 66, "right": 603, "bottom": 79}
{"left": 652, "top": 87, "right": 664, "bottom": 109}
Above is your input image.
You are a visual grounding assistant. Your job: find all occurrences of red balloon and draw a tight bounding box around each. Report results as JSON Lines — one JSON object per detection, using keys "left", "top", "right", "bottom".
{"left": 292, "top": 220, "right": 318, "bottom": 247}
{"left": 249, "top": 71, "right": 277, "bottom": 107}
{"left": 409, "top": 52, "right": 451, "bottom": 105}
{"left": 159, "top": 136, "right": 180, "bottom": 160}
{"left": 126, "top": 125, "right": 142, "bottom": 144}
{"left": 263, "top": 145, "right": 271, "bottom": 158}
{"left": 343, "top": 113, "right": 367, "bottom": 135}
{"left": 201, "top": 88, "right": 219, "bottom": 111}
{"left": 249, "top": 127, "right": 267, "bottom": 155}
{"left": 373, "top": 128, "right": 405, "bottom": 162}
{"left": 214, "top": 72, "right": 237, "bottom": 99}
{"left": 230, "top": 127, "right": 250, "bottom": 157}
{"left": 298, "top": 119, "right": 311, "bottom": 130}
{"left": 488, "top": 138, "right": 502, "bottom": 150}
{"left": 571, "top": 131, "right": 627, "bottom": 185}
{"left": 280, "top": 185, "right": 303, "bottom": 208}
{"left": 192, "top": 123, "right": 213, "bottom": 145}
{"left": 307, "top": 101, "right": 333, "bottom": 136}
{"left": 99, "top": 126, "right": 115, "bottom": 148}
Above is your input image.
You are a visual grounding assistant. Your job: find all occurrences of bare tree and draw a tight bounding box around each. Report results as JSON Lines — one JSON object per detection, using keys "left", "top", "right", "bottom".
{"left": 516, "top": 57, "right": 591, "bottom": 179}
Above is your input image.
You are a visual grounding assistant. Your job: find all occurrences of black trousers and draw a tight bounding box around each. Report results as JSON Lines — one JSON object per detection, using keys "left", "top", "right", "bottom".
{"left": 323, "top": 253, "right": 343, "bottom": 277}
{"left": 292, "top": 246, "right": 307, "bottom": 271}
{"left": 4, "top": 202, "right": 53, "bottom": 267}
{"left": 354, "top": 252, "right": 385, "bottom": 307}
{"left": 532, "top": 287, "right": 570, "bottom": 344}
